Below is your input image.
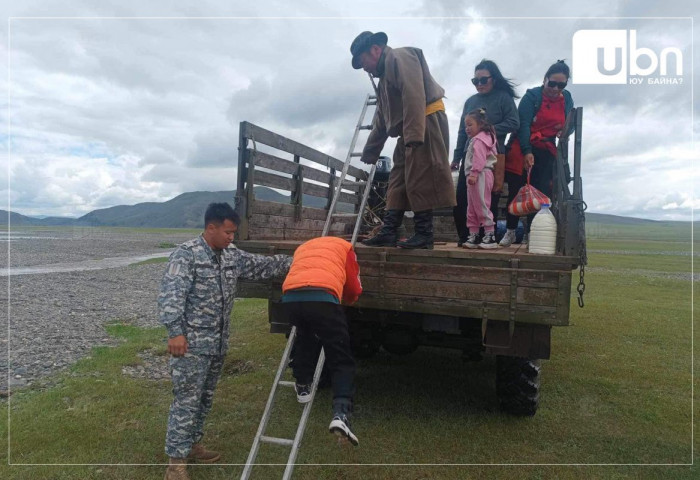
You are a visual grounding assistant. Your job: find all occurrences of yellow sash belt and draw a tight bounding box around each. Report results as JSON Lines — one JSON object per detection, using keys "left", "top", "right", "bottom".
{"left": 425, "top": 98, "right": 445, "bottom": 116}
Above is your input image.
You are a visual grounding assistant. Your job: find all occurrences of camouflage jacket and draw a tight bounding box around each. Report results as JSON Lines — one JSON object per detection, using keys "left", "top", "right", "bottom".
{"left": 158, "top": 235, "right": 291, "bottom": 355}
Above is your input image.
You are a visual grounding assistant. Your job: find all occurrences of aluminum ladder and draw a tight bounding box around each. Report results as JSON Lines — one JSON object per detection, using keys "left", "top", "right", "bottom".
{"left": 240, "top": 94, "right": 378, "bottom": 480}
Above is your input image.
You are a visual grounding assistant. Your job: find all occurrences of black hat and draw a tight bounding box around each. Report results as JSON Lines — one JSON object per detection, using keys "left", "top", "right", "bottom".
{"left": 350, "top": 31, "right": 388, "bottom": 69}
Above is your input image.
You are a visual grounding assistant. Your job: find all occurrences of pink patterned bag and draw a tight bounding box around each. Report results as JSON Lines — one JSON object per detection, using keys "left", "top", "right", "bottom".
{"left": 507, "top": 168, "right": 551, "bottom": 216}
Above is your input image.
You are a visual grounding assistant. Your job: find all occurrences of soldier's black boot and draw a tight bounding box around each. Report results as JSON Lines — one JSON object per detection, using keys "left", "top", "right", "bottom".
{"left": 361, "top": 209, "right": 404, "bottom": 247}
{"left": 397, "top": 210, "right": 434, "bottom": 249}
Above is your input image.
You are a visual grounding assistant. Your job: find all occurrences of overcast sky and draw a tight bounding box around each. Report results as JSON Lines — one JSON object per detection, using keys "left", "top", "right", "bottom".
{"left": 1, "top": 1, "right": 698, "bottom": 220}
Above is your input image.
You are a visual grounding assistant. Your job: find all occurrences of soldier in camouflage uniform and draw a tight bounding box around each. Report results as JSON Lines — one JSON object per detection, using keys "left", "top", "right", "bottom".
{"left": 159, "top": 202, "right": 291, "bottom": 480}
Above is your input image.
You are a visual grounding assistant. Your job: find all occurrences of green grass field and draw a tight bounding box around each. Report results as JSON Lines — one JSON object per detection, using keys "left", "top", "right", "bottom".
{"left": 131, "top": 257, "right": 170, "bottom": 266}
{"left": 1, "top": 220, "right": 697, "bottom": 479}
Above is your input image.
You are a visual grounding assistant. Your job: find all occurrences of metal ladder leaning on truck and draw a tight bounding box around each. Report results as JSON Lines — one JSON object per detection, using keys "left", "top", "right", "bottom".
{"left": 233, "top": 102, "right": 587, "bottom": 465}
{"left": 239, "top": 95, "right": 378, "bottom": 479}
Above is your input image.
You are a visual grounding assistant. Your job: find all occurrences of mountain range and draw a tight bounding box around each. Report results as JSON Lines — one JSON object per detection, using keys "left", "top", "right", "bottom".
{"left": 1, "top": 188, "right": 692, "bottom": 228}
{"left": 2, "top": 188, "right": 331, "bottom": 228}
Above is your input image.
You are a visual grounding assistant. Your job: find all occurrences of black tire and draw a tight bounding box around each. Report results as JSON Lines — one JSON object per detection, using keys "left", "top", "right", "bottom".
{"left": 351, "top": 339, "right": 381, "bottom": 359}
{"left": 496, "top": 356, "right": 541, "bottom": 416}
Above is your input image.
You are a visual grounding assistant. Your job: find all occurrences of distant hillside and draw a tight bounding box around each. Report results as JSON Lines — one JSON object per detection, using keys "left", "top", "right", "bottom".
{"left": 0, "top": 210, "right": 45, "bottom": 226}
{"left": 585, "top": 212, "right": 692, "bottom": 227}
{"left": 586, "top": 213, "right": 662, "bottom": 225}
{"left": 77, "top": 191, "right": 239, "bottom": 228}
{"left": 75, "top": 187, "right": 330, "bottom": 228}
{"left": 2, "top": 195, "right": 692, "bottom": 229}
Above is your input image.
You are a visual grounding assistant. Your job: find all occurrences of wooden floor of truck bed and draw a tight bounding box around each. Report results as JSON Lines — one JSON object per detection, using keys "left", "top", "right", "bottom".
{"left": 235, "top": 238, "right": 579, "bottom": 270}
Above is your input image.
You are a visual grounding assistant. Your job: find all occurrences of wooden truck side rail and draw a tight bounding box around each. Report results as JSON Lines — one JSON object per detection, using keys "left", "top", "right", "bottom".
{"left": 234, "top": 110, "right": 586, "bottom": 359}
{"left": 237, "top": 240, "right": 574, "bottom": 325}
{"left": 235, "top": 121, "right": 368, "bottom": 241}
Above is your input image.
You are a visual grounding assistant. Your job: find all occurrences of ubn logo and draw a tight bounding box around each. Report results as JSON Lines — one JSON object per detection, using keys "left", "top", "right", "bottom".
{"left": 572, "top": 30, "right": 683, "bottom": 84}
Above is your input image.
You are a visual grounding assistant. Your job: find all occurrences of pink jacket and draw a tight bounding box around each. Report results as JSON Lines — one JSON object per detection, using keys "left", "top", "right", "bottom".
{"left": 464, "top": 131, "right": 497, "bottom": 176}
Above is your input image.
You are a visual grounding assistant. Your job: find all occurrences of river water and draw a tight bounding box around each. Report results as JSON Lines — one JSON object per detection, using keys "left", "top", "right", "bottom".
{"left": 1, "top": 251, "right": 171, "bottom": 276}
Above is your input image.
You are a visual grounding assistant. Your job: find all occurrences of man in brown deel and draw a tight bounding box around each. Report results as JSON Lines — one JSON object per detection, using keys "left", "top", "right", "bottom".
{"left": 351, "top": 31, "right": 456, "bottom": 249}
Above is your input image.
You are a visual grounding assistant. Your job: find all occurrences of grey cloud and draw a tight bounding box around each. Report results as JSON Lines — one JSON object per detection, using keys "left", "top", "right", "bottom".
{"left": 227, "top": 64, "right": 367, "bottom": 129}
{"left": 2, "top": 0, "right": 697, "bottom": 221}
{"left": 186, "top": 128, "right": 239, "bottom": 167}
{"left": 142, "top": 163, "right": 237, "bottom": 192}
{"left": 140, "top": 148, "right": 177, "bottom": 167}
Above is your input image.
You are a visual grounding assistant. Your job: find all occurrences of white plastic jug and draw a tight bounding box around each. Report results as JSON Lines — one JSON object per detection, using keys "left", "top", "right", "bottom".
{"left": 528, "top": 204, "right": 557, "bottom": 255}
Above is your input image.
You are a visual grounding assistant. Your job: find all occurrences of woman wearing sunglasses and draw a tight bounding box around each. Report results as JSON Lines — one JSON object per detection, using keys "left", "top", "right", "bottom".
{"left": 451, "top": 59, "right": 519, "bottom": 247}
{"left": 500, "top": 60, "right": 574, "bottom": 247}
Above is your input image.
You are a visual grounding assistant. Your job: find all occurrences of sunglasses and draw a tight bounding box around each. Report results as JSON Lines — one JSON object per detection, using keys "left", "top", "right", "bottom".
{"left": 471, "top": 76, "right": 492, "bottom": 86}
{"left": 546, "top": 80, "right": 567, "bottom": 89}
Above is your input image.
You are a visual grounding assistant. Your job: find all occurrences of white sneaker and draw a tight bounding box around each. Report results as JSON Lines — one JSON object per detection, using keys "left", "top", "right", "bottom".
{"left": 463, "top": 232, "right": 479, "bottom": 249}
{"left": 499, "top": 229, "right": 516, "bottom": 247}
{"left": 329, "top": 414, "right": 359, "bottom": 446}
{"left": 294, "top": 383, "right": 312, "bottom": 404}
{"left": 479, "top": 232, "right": 498, "bottom": 249}
{"left": 521, "top": 233, "right": 529, "bottom": 245}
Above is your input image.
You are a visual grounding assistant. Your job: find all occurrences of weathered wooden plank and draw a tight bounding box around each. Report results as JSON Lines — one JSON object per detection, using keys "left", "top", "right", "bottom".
{"left": 300, "top": 181, "right": 328, "bottom": 199}
{"left": 241, "top": 121, "right": 367, "bottom": 180}
{"left": 250, "top": 171, "right": 360, "bottom": 207}
{"left": 359, "top": 261, "right": 561, "bottom": 288}
{"left": 236, "top": 280, "right": 564, "bottom": 326}
{"left": 347, "top": 165, "right": 369, "bottom": 184}
{"left": 236, "top": 240, "right": 577, "bottom": 272}
{"left": 361, "top": 276, "right": 510, "bottom": 303}
{"left": 516, "top": 270, "right": 561, "bottom": 288}
{"left": 249, "top": 149, "right": 334, "bottom": 185}
{"left": 252, "top": 200, "right": 329, "bottom": 221}
{"left": 354, "top": 246, "right": 578, "bottom": 270}
{"left": 248, "top": 148, "right": 366, "bottom": 192}
{"left": 250, "top": 213, "right": 344, "bottom": 232}
{"left": 254, "top": 170, "right": 295, "bottom": 192}
{"left": 361, "top": 262, "right": 511, "bottom": 286}
{"left": 360, "top": 275, "right": 557, "bottom": 307}
{"left": 248, "top": 226, "right": 348, "bottom": 240}
{"left": 516, "top": 286, "right": 558, "bottom": 306}
{"left": 355, "top": 295, "right": 563, "bottom": 326}
{"left": 302, "top": 182, "right": 359, "bottom": 205}
{"left": 556, "top": 271, "right": 572, "bottom": 326}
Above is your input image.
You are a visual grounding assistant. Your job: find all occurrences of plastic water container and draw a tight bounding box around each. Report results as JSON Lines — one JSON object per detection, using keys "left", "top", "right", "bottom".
{"left": 451, "top": 169, "right": 460, "bottom": 191}
{"left": 528, "top": 204, "right": 557, "bottom": 254}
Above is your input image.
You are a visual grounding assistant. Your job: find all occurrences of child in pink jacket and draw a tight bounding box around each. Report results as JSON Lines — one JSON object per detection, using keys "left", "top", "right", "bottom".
{"left": 463, "top": 108, "right": 498, "bottom": 249}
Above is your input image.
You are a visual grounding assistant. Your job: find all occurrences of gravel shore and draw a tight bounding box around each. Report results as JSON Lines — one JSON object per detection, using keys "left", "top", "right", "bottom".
{"left": 1, "top": 228, "right": 198, "bottom": 394}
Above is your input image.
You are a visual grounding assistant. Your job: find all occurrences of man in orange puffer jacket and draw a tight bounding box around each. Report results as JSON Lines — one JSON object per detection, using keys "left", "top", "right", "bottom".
{"left": 281, "top": 236, "right": 362, "bottom": 446}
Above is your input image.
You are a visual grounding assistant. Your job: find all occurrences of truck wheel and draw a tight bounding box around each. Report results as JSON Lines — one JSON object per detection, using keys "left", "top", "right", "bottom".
{"left": 496, "top": 356, "right": 540, "bottom": 416}
{"left": 351, "top": 339, "right": 380, "bottom": 359}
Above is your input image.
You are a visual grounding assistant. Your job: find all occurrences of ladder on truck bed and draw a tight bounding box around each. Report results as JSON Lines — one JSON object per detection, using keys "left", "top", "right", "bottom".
{"left": 240, "top": 94, "right": 378, "bottom": 480}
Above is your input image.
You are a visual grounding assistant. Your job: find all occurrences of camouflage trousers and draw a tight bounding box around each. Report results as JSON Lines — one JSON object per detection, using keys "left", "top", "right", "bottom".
{"left": 165, "top": 353, "right": 225, "bottom": 458}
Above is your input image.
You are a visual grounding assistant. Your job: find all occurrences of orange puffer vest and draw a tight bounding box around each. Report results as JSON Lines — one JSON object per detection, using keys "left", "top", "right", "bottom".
{"left": 282, "top": 237, "right": 352, "bottom": 300}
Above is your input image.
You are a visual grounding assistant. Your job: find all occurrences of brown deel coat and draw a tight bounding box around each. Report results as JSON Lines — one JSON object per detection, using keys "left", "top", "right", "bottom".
{"left": 361, "top": 46, "right": 456, "bottom": 212}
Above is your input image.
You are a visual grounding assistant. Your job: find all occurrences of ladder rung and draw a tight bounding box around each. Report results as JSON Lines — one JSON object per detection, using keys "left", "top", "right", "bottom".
{"left": 332, "top": 213, "right": 358, "bottom": 218}
{"left": 342, "top": 180, "right": 366, "bottom": 187}
{"left": 278, "top": 380, "right": 295, "bottom": 387}
{"left": 260, "top": 435, "right": 294, "bottom": 447}
{"left": 367, "top": 100, "right": 377, "bottom": 106}
{"left": 359, "top": 125, "right": 372, "bottom": 130}
{"left": 350, "top": 153, "right": 362, "bottom": 157}
{"left": 369, "top": 95, "right": 377, "bottom": 100}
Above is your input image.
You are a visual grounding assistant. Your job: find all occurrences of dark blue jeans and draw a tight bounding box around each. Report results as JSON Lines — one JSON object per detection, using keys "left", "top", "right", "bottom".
{"left": 525, "top": 147, "right": 556, "bottom": 233}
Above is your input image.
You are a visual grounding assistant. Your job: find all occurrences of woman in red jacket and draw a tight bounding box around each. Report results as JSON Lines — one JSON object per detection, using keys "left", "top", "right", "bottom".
{"left": 501, "top": 60, "right": 574, "bottom": 246}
